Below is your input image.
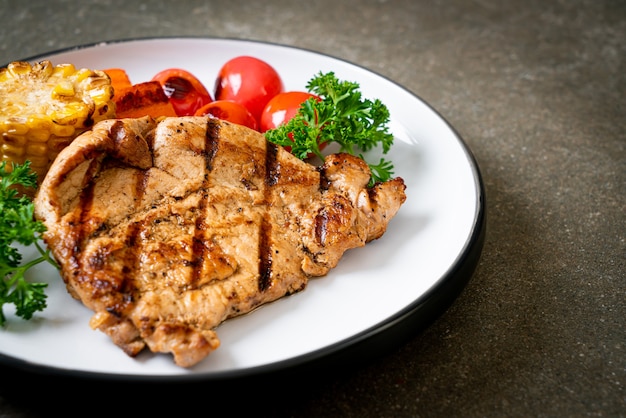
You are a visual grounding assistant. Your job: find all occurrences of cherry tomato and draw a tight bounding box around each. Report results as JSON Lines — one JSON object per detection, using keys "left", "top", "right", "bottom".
{"left": 194, "top": 100, "right": 258, "bottom": 131}
{"left": 214, "top": 56, "right": 284, "bottom": 125}
{"left": 260, "top": 91, "right": 320, "bottom": 132}
{"left": 260, "top": 91, "right": 326, "bottom": 157}
{"left": 152, "top": 68, "right": 213, "bottom": 116}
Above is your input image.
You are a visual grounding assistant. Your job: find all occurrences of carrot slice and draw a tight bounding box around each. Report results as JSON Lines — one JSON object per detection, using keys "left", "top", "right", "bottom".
{"left": 103, "top": 68, "right": 133, "bottom": 91}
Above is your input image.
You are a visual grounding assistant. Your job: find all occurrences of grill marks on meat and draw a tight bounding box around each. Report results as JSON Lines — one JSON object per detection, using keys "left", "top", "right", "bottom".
{"left": 34, "top": 116, "right": 406, "bottom": 367}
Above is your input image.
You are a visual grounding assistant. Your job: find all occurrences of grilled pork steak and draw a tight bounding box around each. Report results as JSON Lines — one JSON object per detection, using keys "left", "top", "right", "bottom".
{"left": 34, "top": 116, "right": 406, "bottom": 367}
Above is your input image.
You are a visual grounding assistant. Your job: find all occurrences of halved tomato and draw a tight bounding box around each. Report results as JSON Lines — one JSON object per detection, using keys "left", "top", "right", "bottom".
{"left": 195, "top": 100, "right": 258, "bottom": 131}
{"left": 152, "top": 68, "right": 213, "bottom": 116}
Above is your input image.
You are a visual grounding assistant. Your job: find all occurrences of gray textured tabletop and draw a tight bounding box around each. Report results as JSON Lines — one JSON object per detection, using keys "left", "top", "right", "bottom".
{"left": 0, "top": 0, "right": 624, "bottom": 417}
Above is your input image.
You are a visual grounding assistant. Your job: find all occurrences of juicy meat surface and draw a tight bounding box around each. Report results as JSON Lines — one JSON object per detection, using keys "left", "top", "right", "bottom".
{"left": 33, "top": 116, "right": 406, "bottom": 367}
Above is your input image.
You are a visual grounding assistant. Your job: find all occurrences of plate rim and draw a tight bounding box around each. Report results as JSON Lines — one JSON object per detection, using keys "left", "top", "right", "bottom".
{"left": 0, "top": 35, "right": 486, "bottom": 383}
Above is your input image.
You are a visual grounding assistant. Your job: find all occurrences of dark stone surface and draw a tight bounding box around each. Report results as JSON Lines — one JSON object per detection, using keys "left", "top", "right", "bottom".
{"left": 0, "top": 0, "right": 624, "bottom": 416}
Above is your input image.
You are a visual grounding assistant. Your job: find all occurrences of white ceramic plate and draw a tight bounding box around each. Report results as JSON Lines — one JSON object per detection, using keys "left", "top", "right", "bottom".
{"left": 0, "top": 37, "right": 485, "bottom": 382}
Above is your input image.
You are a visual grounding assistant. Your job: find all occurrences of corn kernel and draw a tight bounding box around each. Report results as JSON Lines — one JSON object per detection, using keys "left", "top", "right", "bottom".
{"left": 0, "top": 121, "right": 29, "bottom": 135}
{"left": 28, "top": 129, "right": 52, "bottom": 143}
{"left": 74, "top": 68, "right": 92, "bottom": 82}
{"left": 51, "top": 123, "right": 75, "bottom": 137}
{"left": 53, "top": 80, "right": 75, "bottom": 97}
{"left": 2, "top": 133, "right": 28, "bottom": 147}
{"left": 47, "top": 136, "right": 72, "bottom": 153}
{"left": 6, "top": 61, "right": 32, "bottom": 77}
{"left": 51, "top": 102, "right": 90, "bottom": 125}
{"left": 90, "top": 85, "right": 113, "bottom": 101}
{"left": 28, "top": 156, "right": 48, "bottom": 170}
{"left": 53, "top": 63, "right": 76, "bottom": 77}
{"left": 2, "top": 143, "right": 25, "bottom": 158}
{"left": 26, "top": 143, "right": 48, "bottom": 158}
{"left": 27, "top": 115, "right": 53, "bottom": 130}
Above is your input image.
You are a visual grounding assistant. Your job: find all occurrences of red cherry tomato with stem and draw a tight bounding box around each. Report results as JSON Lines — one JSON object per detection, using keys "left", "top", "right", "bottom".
{"left": 214, "top": 56, "right": 284, "bottom": 125}
{"left": 152, "top": 68, "right": 213, "bottom": 116}
{"left": 194, "top": 100, "right": 258, "bottom": 131}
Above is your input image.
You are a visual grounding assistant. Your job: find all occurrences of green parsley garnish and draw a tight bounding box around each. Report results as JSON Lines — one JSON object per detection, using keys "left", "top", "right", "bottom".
{"left": 265, "top": 71, "right": 395, "bottom": 185}
{"left": 0, "top": 161, "right": 57, "bottom": 326}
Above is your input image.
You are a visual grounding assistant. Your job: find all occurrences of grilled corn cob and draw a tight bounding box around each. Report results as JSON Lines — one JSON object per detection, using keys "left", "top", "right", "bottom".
{"left": 0, "top": 60, "right": 116, "bottom": 190}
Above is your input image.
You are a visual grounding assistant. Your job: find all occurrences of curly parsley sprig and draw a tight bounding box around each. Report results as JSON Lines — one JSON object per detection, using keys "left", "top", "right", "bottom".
{"left": 265, "top": 71, "right": 395, "bottom": 185}
{"left": 0, "top": 161, "right": 57, "bottom": 326}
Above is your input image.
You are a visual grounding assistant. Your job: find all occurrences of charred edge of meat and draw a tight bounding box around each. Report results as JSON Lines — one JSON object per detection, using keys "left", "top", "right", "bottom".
{"left": 69, "top": 156, "right": 101, "bottom": 268}
{"left": 315, "top": 209, "right": 328, "bottom": 245}
{"left": 132, "top": 164, "right": 150, "bottom": 208}
{"left": 144, "top": 121, "right": 156, "bottom": 152}
{"left": 258, "top": 214, "right": 273, "bottom": 292}
{"left": 366, "top": 185, "right": 381, "bottom": 214}
{"left": 125, "top": 219, "right": 142, "bottom": 263}
{"left": 318, "top": 166, "right": 332, "bottom": 191}
{"left": 257, "top": 141, "right": 280, "bottom": 292}
{"left": 109, "top": 120, "right": 152, "bottom": 166}
{"left": 205, "top": 118, "right": 220, "bottom": 171}
{"left": 315, "top": 198, "right": 349, "bottom": 246}
{"left": 191, "top": 191, "right": 210, "bottom": 286}
{"left": 193, "top": 116, "right": 217, "bottom": 286}
{"left": 110, "top": 120, "right": 128, "bottom": 152}
{"left": 240, "top": 178, "right": 256, "bottom": 191}
{"left": 265, "top": 142, "right": 279, "bottom": 187}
